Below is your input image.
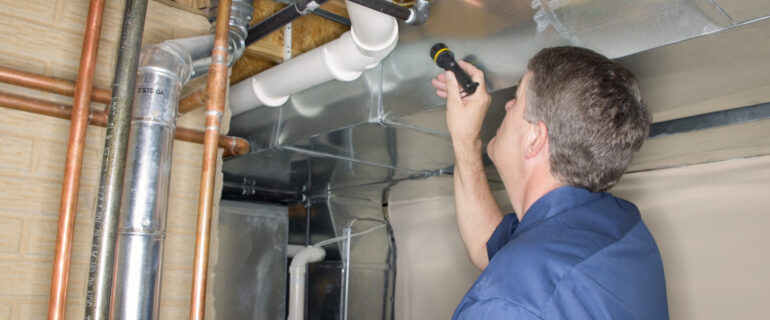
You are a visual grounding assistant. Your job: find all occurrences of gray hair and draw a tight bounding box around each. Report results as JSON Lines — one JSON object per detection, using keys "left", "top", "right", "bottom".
{"left": 525, "top": 46, "right": 650, "bottom": 192}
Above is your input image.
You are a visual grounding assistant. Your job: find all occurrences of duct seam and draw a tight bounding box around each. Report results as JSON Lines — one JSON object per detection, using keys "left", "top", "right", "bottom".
{"left": 532, "top": 0, "right": 581, "bottom": 45}
{"left": 706, "top": 0, "right": 736, "bottom": 25}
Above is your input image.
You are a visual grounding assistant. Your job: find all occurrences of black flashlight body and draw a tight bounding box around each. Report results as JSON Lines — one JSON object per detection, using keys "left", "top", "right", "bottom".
{"left": 430, "top": 43, "right": 479, "bottom": 96}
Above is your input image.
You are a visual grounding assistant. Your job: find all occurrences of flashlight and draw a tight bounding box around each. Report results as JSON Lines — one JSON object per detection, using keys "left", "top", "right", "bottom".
{"left": 430, "top": 43, "right": 479, "bottom": 96}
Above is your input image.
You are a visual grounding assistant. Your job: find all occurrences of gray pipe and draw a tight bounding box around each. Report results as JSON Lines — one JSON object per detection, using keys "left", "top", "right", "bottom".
{"left": 110, "top": 1, "right": 253, "bottom": 319}
{"left": 85, "top": 1, "right": 148, "bottom": 319}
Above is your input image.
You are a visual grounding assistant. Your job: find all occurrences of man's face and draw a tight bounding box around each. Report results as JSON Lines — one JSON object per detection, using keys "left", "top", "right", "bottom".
{"left": 487, "top": 71, "right": 534, "bottom": 176}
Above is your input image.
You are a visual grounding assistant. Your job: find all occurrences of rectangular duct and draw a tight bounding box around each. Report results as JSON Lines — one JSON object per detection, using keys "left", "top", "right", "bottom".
{"left": 213, "top": 200, "right": 288, "bottom": 319}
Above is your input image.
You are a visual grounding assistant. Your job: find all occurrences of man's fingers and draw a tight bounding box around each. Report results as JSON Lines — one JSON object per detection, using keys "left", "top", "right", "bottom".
{"left": 457, "top": 60, "right": 482, "bottom": 80}
{"left": 457, "top": 60, "right": 487, "bottom": 92}
{"left": 445, "top": 70, "right": 463, "bottom": 101}
{"left": 431, "top": 77, "right": 447, "bottom": 91}
{"left": 436, "top": 89, "right": 447, "bottom": 99}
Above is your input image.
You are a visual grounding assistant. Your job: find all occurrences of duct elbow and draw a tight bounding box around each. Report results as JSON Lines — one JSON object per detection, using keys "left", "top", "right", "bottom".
{"left": 138, "top": 43, "right": 194, "bottom": 84}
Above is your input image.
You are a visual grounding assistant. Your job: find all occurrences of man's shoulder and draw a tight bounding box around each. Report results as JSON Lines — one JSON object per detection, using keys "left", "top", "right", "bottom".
{"left": 494, "top": 192, "right": 645, "bottom": 269}
{"left": 479, "top": 193, "right": 666, "bottom": 318}
{"left": 542, "top": 221, "right": 668, "bottom": 319}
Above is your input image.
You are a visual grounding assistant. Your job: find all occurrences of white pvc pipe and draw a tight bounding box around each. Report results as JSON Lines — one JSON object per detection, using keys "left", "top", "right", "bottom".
{"left": 287, "top": 246, "right": 326, "bottom": 320}
{"left": 287, "top": 244, "right": 306, "bottom": 258}
{"left": 229, "top": 0, "right": 399, "bottom": 115}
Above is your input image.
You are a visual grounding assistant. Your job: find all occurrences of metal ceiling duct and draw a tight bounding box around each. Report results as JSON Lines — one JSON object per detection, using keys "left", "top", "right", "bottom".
{"left": 222, "top": 1, "right": 770, "bottom": 318}
{"left": 109, "top": 1, "right": 253, "bottom": 318}
{"left": 226, "top": 0, "right": 770, "bottom": 199}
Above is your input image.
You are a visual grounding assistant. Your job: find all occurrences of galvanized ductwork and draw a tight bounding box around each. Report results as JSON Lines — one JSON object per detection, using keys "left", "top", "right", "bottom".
{"left": 224, "top": 2, "right": 770, "bottom": 316}
{"left": 227, "top": 0, "right": 770, "bottom": 195}
{"left": 109, "top": 1, "right": 253, "bottom": 318}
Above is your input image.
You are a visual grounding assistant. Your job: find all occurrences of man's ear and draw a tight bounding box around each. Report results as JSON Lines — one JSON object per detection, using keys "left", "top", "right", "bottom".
{"left": 524, "top": 121, "right": 548, "bottom": 159}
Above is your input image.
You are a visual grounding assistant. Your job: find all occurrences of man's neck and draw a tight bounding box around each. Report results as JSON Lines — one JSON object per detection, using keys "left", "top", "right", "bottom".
{"left": 511, "top": 170, "right": 563, "bottom": 221}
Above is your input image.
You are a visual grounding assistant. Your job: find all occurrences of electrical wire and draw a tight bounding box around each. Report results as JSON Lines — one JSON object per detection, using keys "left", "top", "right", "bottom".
{"left": 313, "top": 222, "right": 386, "bottom": 248}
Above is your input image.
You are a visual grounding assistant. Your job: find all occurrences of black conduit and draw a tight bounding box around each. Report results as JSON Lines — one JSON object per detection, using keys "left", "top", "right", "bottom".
{"left": 244, "top": 0, "right": 330, "bottom": 47}
{"left": 348, "top": 0, "right": 411, "bottom": 21}
{"left": 85, "top": 0, "right": 149, "bottom": 319}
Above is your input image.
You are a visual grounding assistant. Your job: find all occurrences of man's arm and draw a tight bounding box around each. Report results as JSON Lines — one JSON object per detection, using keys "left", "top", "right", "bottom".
{"left": 432, "top": 61, "right": 503, "bottom": 270}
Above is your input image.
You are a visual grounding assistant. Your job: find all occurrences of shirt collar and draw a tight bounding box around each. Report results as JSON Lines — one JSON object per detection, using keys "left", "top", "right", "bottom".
{"left": 513, "top": 186, "right": 603, "bottom": 237}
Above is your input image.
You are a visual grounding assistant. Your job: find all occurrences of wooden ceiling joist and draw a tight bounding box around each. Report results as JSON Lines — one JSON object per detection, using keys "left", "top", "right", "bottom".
{"left": 155, "top": 0, "right": 351, "bottom": 84}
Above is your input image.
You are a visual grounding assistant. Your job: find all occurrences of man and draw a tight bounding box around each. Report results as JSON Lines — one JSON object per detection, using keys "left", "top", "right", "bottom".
{"left": 431, "top": 46, "right": 668, "bottom": 319}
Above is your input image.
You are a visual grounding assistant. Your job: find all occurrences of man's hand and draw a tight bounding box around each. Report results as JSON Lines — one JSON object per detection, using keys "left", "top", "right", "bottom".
{"left": 431, "top": 60, "right": 502, "bottom": 270}
{"left": 431, "top": 60, "right": 492, "bottom": 154}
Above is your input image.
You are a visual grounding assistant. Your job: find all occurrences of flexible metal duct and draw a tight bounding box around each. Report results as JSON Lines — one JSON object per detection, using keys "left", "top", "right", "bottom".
{"left": 109, "top": 1, "right": 253, "bottom": 318}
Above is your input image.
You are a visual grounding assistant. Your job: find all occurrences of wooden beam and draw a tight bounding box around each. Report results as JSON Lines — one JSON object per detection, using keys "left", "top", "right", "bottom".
{"left": 320, "top": 0, "right": 349, "bottom": 18}
{"left": 153, "top": 0, "right": 208, "bottom": 16}
{"left": 243, "top": 0, "right": 288, "bottom": 62}
{"left": 245, "top": 40, "right": 284, "bottom": 62}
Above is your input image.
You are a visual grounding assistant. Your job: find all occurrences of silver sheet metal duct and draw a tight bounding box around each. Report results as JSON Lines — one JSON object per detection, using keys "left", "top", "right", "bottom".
{"left": 223, "top": 1, "right": 770, "bottom": 318}
{"left": 110, "top": 1, "right": 253, "bottom": 318}
{"left": 226, "top": 0, "right": 770, "bottom": 198}
{"left": 214, "top": 201, "right": 288, "bottom": 319}
{"left": 303, "top": 193, "right": 396, "bottom": 319}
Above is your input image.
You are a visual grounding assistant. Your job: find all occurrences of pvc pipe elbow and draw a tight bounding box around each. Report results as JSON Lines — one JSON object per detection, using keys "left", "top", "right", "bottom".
{"left": 290, "top": 246, "right": 326, "bottom": 269}
{"left": 350, "top": 24, "right": 399, "bottom": 61}
{"left": 287, "top": 246, "right": 325, "bottom": 320}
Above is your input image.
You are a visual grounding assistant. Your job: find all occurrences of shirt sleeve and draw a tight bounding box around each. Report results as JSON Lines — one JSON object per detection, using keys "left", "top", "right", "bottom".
{"left": 454, "top": 298, "right": 541, "bottom": 320}
{"left": 486, "top": 213, "right": 519, "bottom": 260}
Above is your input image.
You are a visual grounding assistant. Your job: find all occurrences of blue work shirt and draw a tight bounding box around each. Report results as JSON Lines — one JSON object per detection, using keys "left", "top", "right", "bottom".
{"left": 453, "top": 186, "right": 668, "bottom": 319}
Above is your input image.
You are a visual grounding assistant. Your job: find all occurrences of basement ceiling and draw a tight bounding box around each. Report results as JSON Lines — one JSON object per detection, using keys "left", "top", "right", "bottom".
{"left": 218, "top": 0, "right": 770, "bottom": 200}
{"left": 163, "top": 0, "right": 353, "bottom": 83}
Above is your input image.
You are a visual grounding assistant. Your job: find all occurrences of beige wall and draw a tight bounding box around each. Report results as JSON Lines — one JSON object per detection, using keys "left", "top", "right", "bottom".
{"left": 612, "top": 155, "right": 770, "bottom": 320}
{"left": 0, "top": 1, "right": 221, "bottom": 318}
{"left": 389, "top": 190, "right": 511, "bottom": 319}
{"left": 390, "top": 155, "right": 770, "bottom": 319}
{"left": 389, "top": 196, "right": 479, "bottom": 320}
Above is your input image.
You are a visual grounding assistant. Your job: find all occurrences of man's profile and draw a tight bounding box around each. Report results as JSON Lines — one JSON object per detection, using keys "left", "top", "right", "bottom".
{"left": 431, "top": 46, "right": 668, "bottom": 319}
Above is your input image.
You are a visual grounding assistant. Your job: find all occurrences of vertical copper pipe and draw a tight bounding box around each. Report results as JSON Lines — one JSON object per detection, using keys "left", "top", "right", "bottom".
{"left": 0, "top": 65, "right": 112, "bottom": 104}
{"left": 48, "top": 0, "right": 106, "bottom": 319}
{"left": 189, "top": 0, "right": 231, "bottom": 319}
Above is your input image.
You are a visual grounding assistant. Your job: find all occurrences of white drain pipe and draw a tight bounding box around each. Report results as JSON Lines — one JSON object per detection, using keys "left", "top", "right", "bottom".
{"left": 229, "top": 0, "right": 399, "bottom": 115}
{"left": 288, "top": 246, "right": 326, "bottom": 320}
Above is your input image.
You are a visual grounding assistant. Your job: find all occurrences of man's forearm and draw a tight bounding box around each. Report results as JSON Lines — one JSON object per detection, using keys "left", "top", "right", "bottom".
{"left": 453, "top": 140, "right": 503, "bottom": 270}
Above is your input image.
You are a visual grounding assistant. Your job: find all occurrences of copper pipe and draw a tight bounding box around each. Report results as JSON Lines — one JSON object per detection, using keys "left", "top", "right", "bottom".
{"left": 176, "top": 127, "right": 250, "bottom": 157}
{"left": 0, "top": 66, "right": 212, "bottom": 116}
{"left": 0, "top": 91, "right": 249, "bottom": 157}
{"left": 0, "top": 65, "right": 112, "bottom": 105}
{"left": 190, "top": 0, "right": 232, "bottom": 318}
{"left": 179, "top": 88, "right": 208, "bottom": 114}
{"left": 48, "top": 0, "right": 105, "bottom": 319}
